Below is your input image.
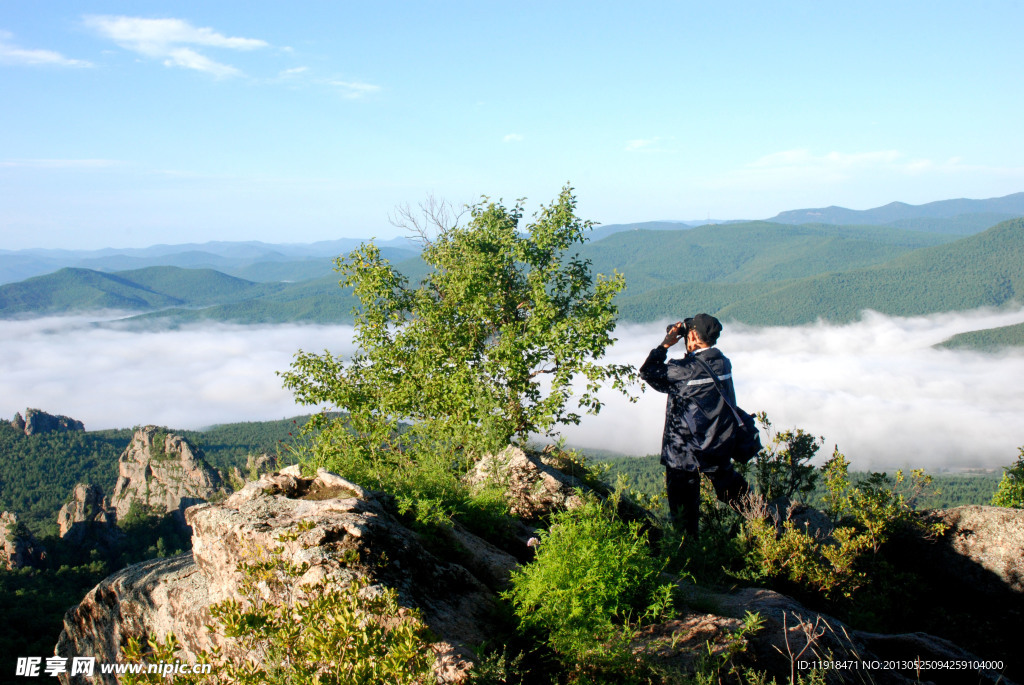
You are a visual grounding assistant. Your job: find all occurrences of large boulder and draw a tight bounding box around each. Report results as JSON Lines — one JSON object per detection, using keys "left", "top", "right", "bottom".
{"left": 921, "top": 505, "right": 1024, "bottom": 594}
{"left": 465, "top": 446, "right": 660, "bottom": 546}
{"left": 465, "top": 445, "right": 589, "bottom": 519}
{"left": 56, "top": 468, "right": 517, "bottom": 684}
{"left": 109, "top": 427, "right": 224, "bottom": 527}
{"left": 1, "top": 511, "right": 45, "bottom": 570}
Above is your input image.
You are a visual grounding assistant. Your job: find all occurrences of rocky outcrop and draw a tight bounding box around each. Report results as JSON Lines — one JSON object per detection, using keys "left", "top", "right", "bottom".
{"left": 12, "top": 408, "right": 85, "bottom": 436}
{"left": 109, "top": 427, "right": 224, "bottom": 526}
{"left": 227, "top": 452, "right": 278, "bottom": 489}
{"left": 57, "top": 468, "right": 516, "bottom": 684}
{"left": 466, "top": 445, "right": 659, "bottom": 538}
{"left": 57, "top": 484, "right": 122, "bottom": 549}
{"left": 922, "top": 504, "right": 1024, "bottom": 594}
{"left": 466, "top": 445, "right": 588, "bottom": 519}
{"left": 2, "top": 511, "right": 45, "bottom": 570}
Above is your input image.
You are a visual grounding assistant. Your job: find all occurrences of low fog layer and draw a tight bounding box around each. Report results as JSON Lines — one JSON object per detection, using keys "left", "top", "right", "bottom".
{"left": 2, "top": 309, "right": 1024, "bottom": 471}
{"left": 0, "top": 315, "right": 355, "bottom": 433}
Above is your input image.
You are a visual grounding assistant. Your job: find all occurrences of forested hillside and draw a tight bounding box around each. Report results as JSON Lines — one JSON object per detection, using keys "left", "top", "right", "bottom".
{"left": 618, "top": 218, "right": 1024, "bottom": 326}
{"left": 0, "top": 266, "right": 282, "bottom": 316}
{"left": 940, "top": 320, "right": 1024, "bottom": 350}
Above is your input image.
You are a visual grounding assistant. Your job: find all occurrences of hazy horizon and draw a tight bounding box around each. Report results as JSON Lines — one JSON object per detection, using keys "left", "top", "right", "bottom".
{"left": 3, "top": 308, "right": 1024, "bottom": 472}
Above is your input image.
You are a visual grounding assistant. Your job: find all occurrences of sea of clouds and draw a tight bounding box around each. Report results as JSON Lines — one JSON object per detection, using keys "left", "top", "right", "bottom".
{"left": 3, "top": 308, "right": 1024, "bottom": 471}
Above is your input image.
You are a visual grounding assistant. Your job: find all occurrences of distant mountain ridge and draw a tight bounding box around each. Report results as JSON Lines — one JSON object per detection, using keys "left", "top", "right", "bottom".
{"left": 616, "top": 217, "right": 1024, "bottom": 328}
{"left": 0, "top": 242, "right": 420, "bottom": 286}
{"left": 3, "top": 192, "right": 1021, "bottom": 286}
{"left": 0, "top": 236, "right": 420, "bottom": 261}
{"left": 3, "top": 192, "right": 1024, "bottom": 347}
{"left": 769, "top": 191, "right": 1024, "bottom": 226}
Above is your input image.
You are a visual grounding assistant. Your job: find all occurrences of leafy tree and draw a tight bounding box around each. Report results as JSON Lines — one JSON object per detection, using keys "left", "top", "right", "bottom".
{"left": 992, "top": 447, "right": 1024, "bottom": 508}
{"left": 281, "top": 186, "right": 634, "bottom": 472}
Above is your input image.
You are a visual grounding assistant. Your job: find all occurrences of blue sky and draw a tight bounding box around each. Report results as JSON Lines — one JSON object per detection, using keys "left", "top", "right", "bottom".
{"left": 2, "top": 1, "right": 1023, "bottom": 249}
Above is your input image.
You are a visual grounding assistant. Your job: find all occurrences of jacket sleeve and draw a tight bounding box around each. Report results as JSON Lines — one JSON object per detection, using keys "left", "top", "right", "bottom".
{"left": 640, "top": 346, "right": 704, "bottom": 395}
{"left": 639, "top": 346, "right": 671, "bottom": 392}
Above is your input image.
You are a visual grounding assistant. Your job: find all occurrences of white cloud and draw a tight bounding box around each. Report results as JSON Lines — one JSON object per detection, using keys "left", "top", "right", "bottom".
{"left": 3, "top": 310, "right": 1024, "bottom": 473}
{"left": 328, "top": 80, "right": 381, "bottom": 98}
{"left": 84, "top": 15, "right": 268, "bottom": 77}
{"left": 503, "top": 133, "right": 524, "bottom": 143}
{"left": 625, "top": 137, "right": 660, "bottom": 152}
{"left": 0, "top": 315, "right": 352, "bottom": 431}
{"left": 0, "top": 30, "right": 92, "bottom": 67}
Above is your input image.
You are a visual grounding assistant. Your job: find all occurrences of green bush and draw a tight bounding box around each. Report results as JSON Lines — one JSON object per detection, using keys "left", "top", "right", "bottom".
{"left": 737, "top": 448, "right": 946, "bottom": 607}
{"left": 503, "top": 495, "right": 672, "bottom": 666}
{"left": 992, "top": 446, "right": 1024, "bottom": 508}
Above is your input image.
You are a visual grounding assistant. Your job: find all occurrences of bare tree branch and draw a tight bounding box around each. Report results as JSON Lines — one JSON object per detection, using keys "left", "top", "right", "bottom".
{"left": 529, "top": 365, "right": 558, "bottom": 378}
{"left": 388, "top": 195, "right": 466, "bottom": 247}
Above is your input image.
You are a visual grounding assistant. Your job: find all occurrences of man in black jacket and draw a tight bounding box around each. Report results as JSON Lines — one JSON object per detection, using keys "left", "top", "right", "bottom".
{"left": 639, "top": 313, "right": 749, "bottom": 535}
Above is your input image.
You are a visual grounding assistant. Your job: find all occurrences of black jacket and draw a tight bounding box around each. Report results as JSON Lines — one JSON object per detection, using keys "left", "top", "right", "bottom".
{"left": 639, "top": 345, "right": 738, "bottom": 472}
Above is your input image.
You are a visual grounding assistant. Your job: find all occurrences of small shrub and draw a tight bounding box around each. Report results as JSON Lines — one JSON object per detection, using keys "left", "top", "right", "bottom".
{"left": 503, "top": 494, "right": 672, "bottom": 667}
{"left": 992, "top": 446, "right": 1024, "bottom": 508}
{"left": 737, "top": 447, "right": 946, "bottom": 608}
{"left": 737, "top": 514, "right": 869, "bottom": 602}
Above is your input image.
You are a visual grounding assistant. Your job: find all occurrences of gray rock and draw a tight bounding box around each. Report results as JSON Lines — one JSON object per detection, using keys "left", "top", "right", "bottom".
{"left": 639, "top": 584, "right": 1016, "bottom": 684}
{"left": 922, "top": 504, "right": 1024, "bottom": 594}
{"left": 109, "top": 427, "right": 225, "bottom": 527}
{"left": 56, "top": 484, "right": 122, "bottom": 548}
{"left": 56, "top": 469, "right": 514, "bottom": 684}
{"left": 1, "top": 511, "right": 46, "bottom": 570}
{"left": 16, "top": 408, "right": 84, "bottom": 436}
{"left": 466, "top": 446, "right": 587, "bottom": 520}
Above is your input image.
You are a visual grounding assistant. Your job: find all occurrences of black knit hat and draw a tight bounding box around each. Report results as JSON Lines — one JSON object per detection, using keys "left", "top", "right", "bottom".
{"left": 687, "top": 313, "right": 722, "bottom": 344}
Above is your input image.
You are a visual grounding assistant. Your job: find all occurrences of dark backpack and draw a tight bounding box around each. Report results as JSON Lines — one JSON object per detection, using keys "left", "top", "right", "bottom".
{"left": 692, "top": 356, "right": 762, "bottom": 464}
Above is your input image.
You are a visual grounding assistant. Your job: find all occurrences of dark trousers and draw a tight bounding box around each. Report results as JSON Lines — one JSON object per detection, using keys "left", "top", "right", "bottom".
{"left": 666, "top": 464, "right": 749, "bottom": 535}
